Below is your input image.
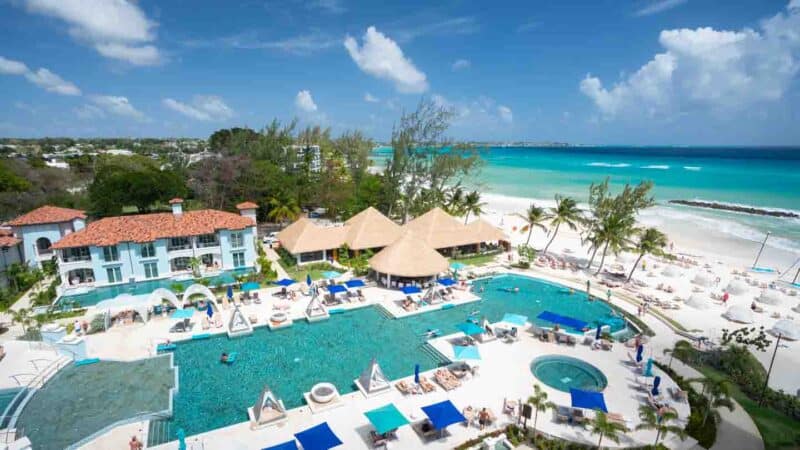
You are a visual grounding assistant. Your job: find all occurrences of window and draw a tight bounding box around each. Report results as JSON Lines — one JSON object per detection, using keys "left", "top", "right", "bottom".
{"left": 168, "top": 237, "right": 191, "bottom": 251}
{"left": 230, "top": 232, "right": 244, "bottom": 249}
{"left": 106, "top": 267, "right": 122, "bottom": 283}
{"left": 62, "top": 247, "right": 90, "bottom": 262}
{"left": 171, "top": 257, "right": 190, "bottom": 272}
{"left": 102, "top": 246, "right": 119, "bottom": 262}
{"left": 144, "top": 262, "right": 158, "bottom": 279}
{"left": 232, "top": 251, "right": 245, "bottom": 268}
{"left": 140, "top": 242, "right": 156, "bottom": 258}
{"left": 197, "top": 234, "right": 219, "bottom": 248}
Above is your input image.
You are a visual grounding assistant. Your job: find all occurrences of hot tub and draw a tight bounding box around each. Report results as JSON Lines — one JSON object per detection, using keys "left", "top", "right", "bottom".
{"left": 530, "top": 355, "right": 608, "bottom": 393}
{"left": 310, "top": 383, "right": 337, "bottom": 403}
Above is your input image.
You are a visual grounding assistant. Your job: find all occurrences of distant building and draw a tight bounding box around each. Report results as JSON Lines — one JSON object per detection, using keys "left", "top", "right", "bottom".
{"left": 7, "top": 206, "right": 87, "bottom": 269}
{"left": 0, "top": 228, "right": 24, "bottom": 288}
{"left": 286, "top": 145, "right": 321, "bottom": 173}
{"left": 103, "top": 149, "right": 133, "bottom": 156}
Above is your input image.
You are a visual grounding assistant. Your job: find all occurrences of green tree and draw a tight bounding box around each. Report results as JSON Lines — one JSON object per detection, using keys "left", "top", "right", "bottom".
{"left": 445, "top": 186, "right": 465, "bottom": 216}
{"left": 589, "top": 410, "right": 628, "bottom": 449}
{"left": 636, "top": 405, "right": 687, "bottom": 447}
{"left": 627, "top": 227, "right": 668, "bottom": 282}
{"left": 188, "top": 257, "right": 201, "bottom": 278}
{"left": 462, "top": 190, "right": 485, "bottom": 224}
{"left": 10, "top": 308, "right": 33, "bottom": 334}
{"left": 542, "top": 195, "right": 582, "bottom": 254}
{"left": 516, "top": 203, "right": 549, "bottom": 247}
{"left": 663, "top": 340, "right": 696, "bottom": 368}
{"left": 689, "top": 377, "right": 735, "bottom": 426}
{"left": 527, "top": 384, "right": 555, "bottom": 442}
{"left": 266, "top": 196, "right": 301, "bottom": 226}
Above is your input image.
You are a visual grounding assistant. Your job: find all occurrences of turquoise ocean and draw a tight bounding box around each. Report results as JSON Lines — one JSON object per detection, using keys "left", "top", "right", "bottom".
{"left": 372, "top": 146, "right": 800, "bottom": 267}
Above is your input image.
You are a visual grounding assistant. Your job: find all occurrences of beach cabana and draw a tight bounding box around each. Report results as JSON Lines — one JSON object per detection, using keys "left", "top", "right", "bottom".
{"left": 725, "top": 279, "right": 750, "bottom": 295}
{"left": 723, "top": 305, "right": 755, "bottom": 324}
{"left": 227, "top": 305, "right": 253, "bottom": 338}
{"left": 294, "top": 422, "right": 343, "bottom": 450}
{"left": 354, "top": 358, "right": 392, "bottom": 397}
{"left": 685, "top": 294, "right": 711, "bottom": 310}
{"left": 692, "top": 271, "right": 715, "bottom": 287}
{"left": 570, "top": 388, "right": 608, "bottom": 412}
{"left": 536, "top": 311, "right": 588, "bottom": 330}
{"left": 369, "top": 231, "right": 449, "bottom": 287}
{"left": 501, "top": 313, "right": 528, "bottom": 327}
{"left": 274, "top": 278, "right": 296, "bottom": 287}
{"left": 364, "top": 403, "right": 410, "bottom": 435}
{"left": 770, "top": 319, "right": 800, "bottom": 340}
{"left": 95, "top": 293, "right": 158, "bottom": 323}
{"left": 344, "top": 279, "right": 365, "bottom": 288}
{"left": 421, "top": 400, "right": 466, "bottom": 434}
{"left": 248, "top": 384, "right": 287, "bottom": 429}
{"left": 757, "top": 289, "right": 787, "bottom": 306}
{"left": 452, "top": 345, "right": 481, "bottom": 360}
{"left": 305, "top": 295, "right": 329, "bottom": 322}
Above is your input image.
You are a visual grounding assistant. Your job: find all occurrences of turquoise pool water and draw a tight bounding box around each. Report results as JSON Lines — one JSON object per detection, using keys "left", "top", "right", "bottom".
{"left": 56, "top": 268, "right": 254, "bottom": 308}
{"left": 530, "top": 355, "right": 608, "bottom": 392}
{"left": 165, "top": 274, "right": 626, "bottom": 437}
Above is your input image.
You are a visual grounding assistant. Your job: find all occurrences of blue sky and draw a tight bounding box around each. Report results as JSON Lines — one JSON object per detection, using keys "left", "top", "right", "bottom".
{"left": 1, "top": 0, "right": 799, "bottom": 145}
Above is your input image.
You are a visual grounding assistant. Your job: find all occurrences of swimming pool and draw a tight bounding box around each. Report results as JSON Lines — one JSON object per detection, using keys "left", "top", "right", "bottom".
{"left": 530, "top": 355, "right": 608, "bottom": 392}
{"left": 163, "top": 274, "right": 627, "bottom": 438}
{"left": 56, "top": 268, "right": 254, "bottom": 308}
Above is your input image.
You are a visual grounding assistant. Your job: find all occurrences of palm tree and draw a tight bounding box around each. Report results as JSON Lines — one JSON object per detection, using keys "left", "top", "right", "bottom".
{"left": 636, "top": 405, "right": 687, "bottom": 447}
{"left": 10, "top": 308, "right": 32, "bottom": 334}
{"left": 663, "top": 340, "right": 695, "bottom": 369}
{"left": 627, "top": 227, "right": 668, "bottom": 282}
{"left": 188, "top": 257, "right": 201, "bottom": 278}
{"left": 446, "top": 186, "right": 465, "bottom": 216}
{"left": 527, "top": 384, "right": 555, "bottom": 442}
{"left": 267, "top": 197, "right": 301, "bottom": 226}
{"left": 689, "top": 377, "right": 735, "bottom": 426}
{"left": 462, "top": 190, "right": 486, "bottom": 224}
{"left": 593, "top": 211, "right": 635, "bottom": 275}
{"left": 516, "top": 203, "right": 549, "bottom": 247}
{"left": 543, "top": 195, "right": 582, "bottom": 254}
{"left": 589, "top": 410, "right": 627, "bottom": 449}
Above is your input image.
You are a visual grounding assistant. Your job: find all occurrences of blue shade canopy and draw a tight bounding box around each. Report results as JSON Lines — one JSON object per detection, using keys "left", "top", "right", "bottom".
{"left": 536, "top": 311, "right": 588, "bottom": 330}
{"left": 274, "top": 278, "right": 296, "bottom": 287}
{"left": 344, "top": 279, "right": 365, "bottom": 288}
{"left": 502, "top": 313, "right": 528, "bottom": 326}
{"left": 456, "top": 322, "right": 484, "bottom": 335}
{"left": 570, "top": 388, "right": 608, "bottom": 413}
{"left": 452, "top": 345, "right": 481, "bottom": 360}
{"left": 450, "top": 262, "right": 466, "bottom": 270}
{"left": 421, "top": 400, "right": 466, "bottom": 430}
{"left": 437, "top": 278, "right": 456, "bottom": 286}
{"left": 322, "top": 271, "right": 342, "bottom": 279}
{"left": 364, "top": 403, "right": 410, "bottom": 435}
{"left": 651, "top": 376, "right": 661, "bottom": 396}
{"left": 328, "top": 284, "right": 347, "bottom": 294}
{"left": 206, "top": 303, "right": 214, "bottom": 318}
{"left": 294, "top": 422, "right": 342, "bottom": 450}
{"left": 401, "top": 285, "right": 421, "bottom": 294}
{"left": 171, "top": 309, "right": 194, "bottom": 319}
{"left": 226, "top": 285, "right": 234, "bottom": 299}
{"left": 242, "top": 281, "right": 261, "bottom": 292}
{"left": 262, "top": 441, "right": 298, "bottom": 450}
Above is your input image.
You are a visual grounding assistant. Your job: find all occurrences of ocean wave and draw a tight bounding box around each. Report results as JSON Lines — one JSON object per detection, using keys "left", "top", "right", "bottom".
{"left": 641, "top": 165, "right": 670, "bottom": 170}
{"left": 683, "top": 166, "right": 702, "bottom": 171}
{"left": 587, "top": 162, "right": 630, "bottom": 168}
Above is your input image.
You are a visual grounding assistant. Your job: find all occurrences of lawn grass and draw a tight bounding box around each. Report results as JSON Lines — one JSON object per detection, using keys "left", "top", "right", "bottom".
{"left": 285, "top": 267, "right": 327, "bottom": 282}
{"left": 449, "top": 253, "right": 499, "bottom": 267}
{"left": 693, "top": 363, "right": 800, "bottom": 450}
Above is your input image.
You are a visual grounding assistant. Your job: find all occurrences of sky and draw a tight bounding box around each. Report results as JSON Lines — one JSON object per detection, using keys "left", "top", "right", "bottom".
{"left": 0, "top": 0, "right": 799, "bottom": 145}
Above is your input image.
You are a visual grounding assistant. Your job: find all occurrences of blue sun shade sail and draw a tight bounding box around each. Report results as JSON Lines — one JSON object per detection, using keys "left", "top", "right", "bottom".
{"left": 450, "top": 262, "right": 466, "bottom": 270}
{"left": 171, "top": 309, "right": 194, "bottom": 319}
{"left": 322, "top": 271, "right": 342, "bottom": 279}
{"left": 262, "top": 441, "right": 298, "bottom": 450}
{"left": 536, "top": 311, "right": 588, "bottom": 330}
{"left": 421, "top": 400, "right": 466, "bottom": 430}
{"left": 570, "top": 388, "right": 608, "bottom": 412}
{"left": 275, "top": 278, "right": 296, "bottom": 287}
{"left": 241, "top": 281, "right": 260, "bottom": 292}
{"left": 344, "top": 279, "right": 365, "bottom": 288}
{"left": 456, "top": 321, "right": 485, "bottom": 335}
{"left": 501, "top": 313, "right": 528, "bottom": 326}
{"left": 452, "top": 345, "right": 481, "bottom": 360}
{"left": 437, "top": 278, "right": 456, "bottom": 286}
{"left": 327, "top": 284, "right": 347, "bottom": 294}
{"left": 364, "top": 403, "right": 410, "bottom": 435}
{"left": 294, "top": 422, "right": 342, "bottom": 450}
{"left": 401, "top": 285, "right": 422, "bottom": 295}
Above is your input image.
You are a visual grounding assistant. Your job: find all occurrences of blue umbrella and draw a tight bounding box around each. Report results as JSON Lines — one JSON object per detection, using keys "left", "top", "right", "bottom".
{"left": 414, "top": 364, "right": 420, "bottom": 384}
{"left": 344, "top": 279, "right": 365, "bottom": 288}
{"left": 643, "top": 358, "right": 654, "bottom": 377}
{"left": 401, "top": 285, "right": 422, "bottom": 295}
{"left": 456, "top": 321, "right": 484, "bottom": 336}
{"left": 275, "top": 278, "right": 296, "bottom": 287}
{"left": 595, "top": 324, "right": 602, "bottom": 340}
{"left": 636, "top": 344, "right": 644, "bottom": 363}
{"left": 307, "top": 273, "right": 312, "bottom": 286}
{"left": 651, "top": 376, "right": 661, "bottom": 396}
{"left": 206, "top": 302, "right": 213, "bottom": 318}
{"left": 177, "top": 428, "right": 186, "bottom": 450}
{"left": 328, "top": 285, "right": 347, "bottom": 294}
{"left": 452, "top": 345, "right": 481, "bottom": 360}
{"left": 437, "top": 277, "right": 456, "bottom": 287}
{"left": 226, "top": 285, "right": 234, "bottom": 300}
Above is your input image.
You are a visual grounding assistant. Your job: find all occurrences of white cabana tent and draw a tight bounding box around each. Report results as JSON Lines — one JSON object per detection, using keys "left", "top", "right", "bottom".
{"left": 95, "top": 293, "right": 159, "bottom": 322}
{"left": 227, "top": 305, "right": 253, "bottom": 337}
{"left": 354, "top": 358, "right": 391, "bottom": 397}
{"left": 147, "top": 288, "right": 182, "bottom": 310}
{"left": 183, "top": 284, "right": 217, "bottom": 306}
{"left": 725, "top": 279, "right": 750, "bottom": 296}
{"left": 770, "top": 319, "right": 800, "bottom": 340}
{"left": 662, "top": 266, "right": 681, "bottom": 277}
{"left": 685, "top": 294, "right": 711, "bottom": 310}
{"left": 723, "top": 305, "right": 755, "bottom": 324}
{"left": 757, "top": 290, "right": 787, "bottom": 306}
{"left": 248, "top": 384, "right": 287, "bottom": 429}
{"left": 304, "top": 295, "right": 329, "bottom": 322}
{"left": 692, "top": 272, "right": 715, "bottom": 288}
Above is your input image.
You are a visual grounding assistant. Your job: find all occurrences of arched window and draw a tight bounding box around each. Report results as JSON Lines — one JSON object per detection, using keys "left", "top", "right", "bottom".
{"left": 36, "top": 237, "right": 52, "bottom": 254}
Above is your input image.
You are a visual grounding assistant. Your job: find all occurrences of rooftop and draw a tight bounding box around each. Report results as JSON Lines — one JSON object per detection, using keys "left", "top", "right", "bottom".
{"left": 7, "top": 205, "right": 86, "bottom": 227}
{"left": 236, "top": 201, "right": 259, "bottom": 210}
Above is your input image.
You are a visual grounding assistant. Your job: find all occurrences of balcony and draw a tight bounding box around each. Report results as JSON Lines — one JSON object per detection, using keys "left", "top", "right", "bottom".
{"left": 167, "top": 243, "right": 192, "bottom": 252}
{"left": 61, "top": 254, "right": 91, "bottom": 263}
{"left": 196, "top": 240, "right": 220, "bottom": 249}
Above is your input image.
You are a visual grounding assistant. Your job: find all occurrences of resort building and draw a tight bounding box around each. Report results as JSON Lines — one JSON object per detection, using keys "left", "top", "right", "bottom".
{"left": 7, "top": 205, "right": 87, "bottom": 269}
{"left": 286, "top": 144, "right": 322, "bottom": 173}
{"left": 48, "top": 199, "right": 257, "bottom": 291}
{"left": 0, "top": 228, "right": 23, "bottom": 287}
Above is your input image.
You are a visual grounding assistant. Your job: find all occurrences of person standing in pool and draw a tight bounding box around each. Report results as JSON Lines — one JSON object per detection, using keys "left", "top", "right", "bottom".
{"left": 586, "top": 280, "right": 591, "bottom": 299}
{"left": 606, "top": 289, "right": 612, "bottom": 302}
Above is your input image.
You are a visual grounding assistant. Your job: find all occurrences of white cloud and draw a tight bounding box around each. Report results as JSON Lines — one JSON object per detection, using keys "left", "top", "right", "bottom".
{"left": 295, "top": 90, "right": 318, "bottom": 112}
{"left": 364, "top": 92, "right": 379, "bottom": 103}
{"left": 344, "top": 26, "right": 428, "bottom": 93}
{"left": 581, "top": 2, "right": 800, "bottom": 118}
{"left": 74, "top": 103, "right": 105, "bottom": 120}
{"left": 392, "top": 17, "right": 479, "bottom": 43}
{"left": 451, "top": 59, "right": 471, "bottom": 71}
{"left": 308, "top": 0, "right": 345, "bottom": 14}
{"left": 163, "top": 96, "right": 234, "bottom": 121}
{"left": 21, "top": 0, "right": 162, "bottom": 66}
{"left": 634, "top": 0, "right": 688, "bottom": 17}
{"left": 187, "top": 31, "right": 338, "bottom": 55}
{"left": 0, "top": 56, "right": 81, "bottom": 96}
{"left": 497, "top": 105, "right": 513, "bottom": 123}
{"left": 90, "top": 95, "right": 147, "bottom": 121}
{"left": 0, "top": 56, "right": 29, "bottom": 75}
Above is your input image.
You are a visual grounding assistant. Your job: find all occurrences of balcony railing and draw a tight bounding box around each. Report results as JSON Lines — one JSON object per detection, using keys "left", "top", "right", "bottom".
{"left": 62, "top": 255, "right": 91, "bottom": 263}
{"left": 167, "top": 243, "right": 192, "bottom": 251}
{"left": 196, "top": 240, "right": 219, "bottom": 249}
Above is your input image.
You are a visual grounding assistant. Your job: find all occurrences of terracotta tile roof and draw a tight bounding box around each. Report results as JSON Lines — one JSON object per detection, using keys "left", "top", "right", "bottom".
{"left": 52, "top": 209, "right": 254, "bottom": 249}
{"left": 8, "top": 205, "right": 86, "bottom": 227}
{"left": 0, "top": 229, "right": 20, "bottom": 247}
{"left": 236, "top": 201, "right": 258, "bottom": 210}
{"left": 169, "top": 198, "right": 184, "bottom": 204}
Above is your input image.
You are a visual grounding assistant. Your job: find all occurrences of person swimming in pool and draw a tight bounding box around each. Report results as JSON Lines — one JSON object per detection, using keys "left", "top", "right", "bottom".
{"left": 220, "top": 353, "right": 229, "bottom": 363}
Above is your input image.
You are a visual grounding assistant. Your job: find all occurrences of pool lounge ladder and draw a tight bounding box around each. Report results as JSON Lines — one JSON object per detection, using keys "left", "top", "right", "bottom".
{"left": 419, "top": 343, "right": 450, "bottom": 366}
{"left": 147, "top": 418, "right": 173, "bottom": 447}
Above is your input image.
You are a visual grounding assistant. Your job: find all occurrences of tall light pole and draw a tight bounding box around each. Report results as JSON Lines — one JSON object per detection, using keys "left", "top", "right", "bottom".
{"left": 752, "top": 231, "right": 770, "bottom": 269}
{"left": 759, "top": 332, "right": 784, "bottom": 406}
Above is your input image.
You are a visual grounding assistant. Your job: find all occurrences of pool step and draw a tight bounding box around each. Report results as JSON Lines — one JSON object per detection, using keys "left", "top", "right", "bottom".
{"left": 373, "top": 304, "right": 394, "bottom": 320}
{"left": 147, "top": 419, "right": 173, "bottom": 447}
{"left": 419, "top": 343, "right": 450, "bottom": 366}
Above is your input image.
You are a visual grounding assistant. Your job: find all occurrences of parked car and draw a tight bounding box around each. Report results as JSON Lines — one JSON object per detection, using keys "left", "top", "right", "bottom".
{"left": 262, "top": 232, "right": 279, "bottom": 245}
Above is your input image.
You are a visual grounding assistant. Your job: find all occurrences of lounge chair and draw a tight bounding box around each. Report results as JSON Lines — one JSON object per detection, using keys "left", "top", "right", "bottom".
{"left": 607, "top": 412, "right": 627, "bottom": 428}
{"left": 627, "top": 352, "right": 643, "bottom": 367}
{"left": 370, "top": 430, "right": 388, "bottom": 449}
{"left": 669, "top": 387, "right": 688, "bottom": 402}
{"left": 419, "top": 376, "right": 436, "bottom": 393}
{"left": 434, "top": 369, "right": 461, "bottom": 390}
{"left": 502, "top": 399, "right": 518, "bottom": 417}
{"left": 600, "top": 339, "right": 613, "bottom": 350}
{"left": 571, "top": 408, "right": 588, "bottom": 425}
{"left": 555, "top": 405, "right": 571, "bottom": 423}
{"left": 395, "top": 380, "right": 420, "bottom": 395}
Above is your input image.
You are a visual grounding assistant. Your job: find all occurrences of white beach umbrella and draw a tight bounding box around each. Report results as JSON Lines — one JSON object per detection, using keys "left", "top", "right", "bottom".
{"left": 770, "top": 319, "right": 800, "bottom": 340}
{"left": 616, "top": 253, "right": 637, "bottom": 264}
{"left": 692, "top": 271, "right": 715, "bottom": 288}
{"left": 793, "top": 304, "right": 800, "bottom": 314}
{"left": 723, "top": 305, "right": 755, "bottom": 324}
{"left": 725, "top": 279, "right": 750, "bottom": 296}
{"left": 662, "top": 266, "right": 681, "bottom": 278}
{"left": 756, "top": 289, "right": 787, "bottom": 306}
{"left": 685, "top": 294, "right": 711, "bottom": 310}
